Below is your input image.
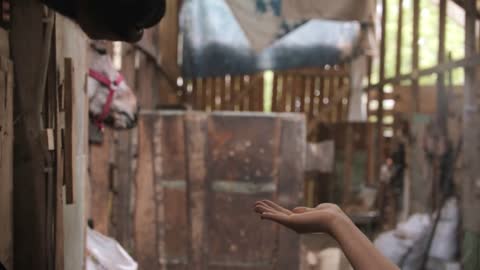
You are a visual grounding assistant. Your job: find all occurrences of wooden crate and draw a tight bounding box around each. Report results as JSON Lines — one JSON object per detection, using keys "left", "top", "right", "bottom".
{"left": 132, "top": 111, "right": 305, "bottom": 270}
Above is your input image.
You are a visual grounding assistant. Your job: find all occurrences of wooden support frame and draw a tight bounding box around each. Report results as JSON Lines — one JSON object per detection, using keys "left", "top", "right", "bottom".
{"left": 375, "top": 0, "right": 388, "bottom": 181}
{"left": 368, "top": 54, "right": 480, "bottom": 91}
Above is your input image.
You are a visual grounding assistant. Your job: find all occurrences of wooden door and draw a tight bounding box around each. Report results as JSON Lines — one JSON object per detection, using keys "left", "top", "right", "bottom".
{"left": 133, "top": 111, "right": 305, "bottom": 270}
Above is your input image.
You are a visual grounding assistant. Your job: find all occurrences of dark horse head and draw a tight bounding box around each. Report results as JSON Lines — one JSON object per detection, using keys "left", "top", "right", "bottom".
{"left": 41, "top": 0, "right": 166, "bottom": 42}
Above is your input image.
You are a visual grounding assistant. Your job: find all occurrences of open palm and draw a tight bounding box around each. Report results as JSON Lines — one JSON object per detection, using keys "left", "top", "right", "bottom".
{"left": 254, "top": 200, "right": 345, "bottom": 234}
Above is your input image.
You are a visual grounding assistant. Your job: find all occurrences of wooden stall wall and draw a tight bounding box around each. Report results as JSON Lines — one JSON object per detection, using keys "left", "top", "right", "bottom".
{"left": 181, "top": 66, "right": 351, "bottom": 125}
{"left": 9, "top": 1, "right": 90, "bottom": 269}
{"left": 0, "top": 25, "right": 13, "bottom": 270}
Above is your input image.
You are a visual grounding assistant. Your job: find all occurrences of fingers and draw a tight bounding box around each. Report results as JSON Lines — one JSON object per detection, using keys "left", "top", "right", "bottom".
{"left": 254, "top": 200, "right": 291, "bottom": 215}
{"left": 262, "top": 200, "right": 292, "bottom": 215}
{"left": 260, "top": 212, "right": 290, "bottom": 225}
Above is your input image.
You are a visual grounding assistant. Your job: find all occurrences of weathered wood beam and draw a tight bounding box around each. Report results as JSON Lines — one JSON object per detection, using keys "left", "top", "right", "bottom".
{"left": 437, "top": 0, "right": 448, "bottom": 133}
{"left": 375, "top": 0, "right": 388, "bottom": 181}
{"left": 395, "top": 0, "right": 404, "bottom": 78}
{"left": 462, "top": 0, "right": 480, "bottom": 238}
{"left": 412, "top": 0, "right": 420, "bottom": 112}
{"left": 367, "top": 54, "right": 480, "bottom": 90}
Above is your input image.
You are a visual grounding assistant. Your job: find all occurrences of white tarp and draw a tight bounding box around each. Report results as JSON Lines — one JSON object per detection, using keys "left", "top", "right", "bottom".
{"left": 282, "top": 0, "right": 375, "bottom": 22}
{"left": 225, "top": 0, "right": 375, "bottom": 52}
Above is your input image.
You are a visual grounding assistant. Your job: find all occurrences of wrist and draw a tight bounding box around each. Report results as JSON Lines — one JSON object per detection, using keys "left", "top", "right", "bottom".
{"left": 326, "top": 210, "right": 353, "bottom": 237}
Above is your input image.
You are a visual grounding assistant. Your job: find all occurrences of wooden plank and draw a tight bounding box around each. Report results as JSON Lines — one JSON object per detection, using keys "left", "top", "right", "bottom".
{"left": 134, "top": 115, "right": 159, "bottom": 269}
{"left": 185, "top": 112, "right": 208, "bottom": 270}
{"left": 395, "top": 0, "right": 403, "bottom": 79}
{"left": 411, "top": 0, "right": 420, "bottom": 112}
{"left": 0, "top": 57, "right": 13, "bottom": 270}
{"left": 64, "top": 57, "right": 75, "bottom": 204}
{"left": 158, "top": 0, "right": 180, "bottom": 77}
{"left": 369, "top": 54, "right": 480, "bottom": 90}
{"left": 11, "top": 1, "right": 50, "bottom": 268}
{"left": 220, "top": 77, "right": 227, "bottom": 110}
{"left": 89, "top": 129, "right": 113, "bottom": 235}
{"left": 306, "top": 76, "right": 315, "bottom": 119}
{"left": 257, "top": 75, "right": 264, "bottom": 111}
{"left": 290, "top": 75, "right": 298, "bottom": 112}
{"left": 276, "top": 114, "right": 305, "bottom": 270}
{"left": 436, "top": 0, "right": 447, "bottom": 133}
{"left": 462, "top": 0, "right": 480, "bottom": 234}
{"left": 111, "top": 46, "right": 136, "bottom": 249}
{"left": 271, "top": 74, "right": 278, "bottom": 112}
{"left": 151, "top": 113, "right": 189, "bottom": 269}
{"left": 55, "top": 75, "right": 65, "bottom": 270}
{"left": 298, "top": 75, "right": 306, "bottom": 113}
{"left": 206, "top": 113, "right": 281, "bottom": 269}
{"left": 278, "top": 75, "right": 287, "bottom": 112}
{"left": 276, "top": 67, "right": 349, "bottom": 77}
{"left": 376, "top": 0, "right": 388, "bottom": 182}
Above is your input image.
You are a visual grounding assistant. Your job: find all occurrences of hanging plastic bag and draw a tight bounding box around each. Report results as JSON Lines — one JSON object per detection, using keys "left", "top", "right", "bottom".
{"left": 86, "top": 228, "right": 138, "bottom": 270}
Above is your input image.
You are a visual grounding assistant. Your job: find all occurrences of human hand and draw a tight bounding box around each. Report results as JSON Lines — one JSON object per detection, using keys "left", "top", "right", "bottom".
{"left": 254, "top": 200, "right": 347, "bottom": 235}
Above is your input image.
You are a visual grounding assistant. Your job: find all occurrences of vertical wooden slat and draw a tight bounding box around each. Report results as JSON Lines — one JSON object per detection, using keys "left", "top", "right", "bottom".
{"left": 308, "top": 76, "right": 316, "bottom": 120}
{"left": 225, "top": 75, "right": 232, "bottom": 110}
{"left": 279, "top": 75, "right": 287, "bottom": 112}
{"left": 271, "top": 74, "right": 278, "bottom": 112}
{"left": 191, "top": 78, "right": 198, "bottom": 110}
{"left": 327, "top": 77, "right": 335, "bottom": 122}
{"left": 376, "top": 0, "right": 388, "bottom": 181}
{"left": 436, "top": 0, "right": 447, "bottom": 133}
{"left": 239, "top": 76, "right": 246, "bottom": 111}
{"left": 134, "top": 115, "right": 159, "bottom": 269}
{"left": 64, "top": 57, "right": 75, "bottom": 204}
{"left": 201, "top": 78, "right": 207, "bottom": 111}
{"left": 462, "top": 0, "right": 480, "bottom": 245}
{"left": 290, "top": 75, "right": 298, "bottom": 112}
{"left": 298, "top": 75, "right": 306, "bottom": 113}
{"left": 211, "top": 77, "right": 218, "bottom": 111}
{"left": 220, "top": 76, "right": 227, "bottom": 110}
{"left": 395, "top": 0, "right": 404, "bottom": 79}
{"left": 0, "top": 56, "right": 13, "bottom": 270}
{"left": 207, "top": 77, "right": 215, "bottom": 112}
{"left": 185, "top": 112, "right": 208, "bottom": 270}
{"left": 230, "top": 76, "right": 241, "bottom": 111}
{"left": 412, "top": 0, "right": 420, "bottom": 112}
{"left": 276, "top": 114, "right": 305, "bottom": 270}
{"left": 258, "top": 74, "right": 264, "bottom": 111}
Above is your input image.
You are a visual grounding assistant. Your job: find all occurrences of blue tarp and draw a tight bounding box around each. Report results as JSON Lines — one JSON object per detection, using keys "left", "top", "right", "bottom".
{"left": 180, "top": 0, "right": 361, "bottom": 78}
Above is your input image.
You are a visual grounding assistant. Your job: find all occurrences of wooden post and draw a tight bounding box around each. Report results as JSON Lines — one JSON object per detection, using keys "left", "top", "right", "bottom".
{"left": 11, "top": 1, "right": 49, "bottom": 269}
{"left": 376, "top": 0, "right": 388, "bottom": 181}
{"left": 412, "top": 0, "right": 420, "bottom": 112}
{"left": 463, "top": 0, "right": 480, "bottom": 268}
{"left": 395, "top": 0, "right": 403, "bottom": 79}
{"left": 0, "top": 34, "right": 13, "bottom": 269}
{"left": 437, "top": 0, "right": 447, "bottom": 134}
{"left": 185, "top": 112, "right": 208, "bottom": 270}
{"left": 157, "top": 0, "right": 180, "bottom": 106}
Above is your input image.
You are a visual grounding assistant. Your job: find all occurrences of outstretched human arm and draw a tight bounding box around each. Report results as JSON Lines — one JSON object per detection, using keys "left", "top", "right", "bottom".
{"left": 254, "top": 200, "right": 399, "bottom": 270}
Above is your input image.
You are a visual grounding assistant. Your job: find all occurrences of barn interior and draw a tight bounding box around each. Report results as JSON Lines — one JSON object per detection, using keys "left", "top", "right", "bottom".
{"left": 1, "top": 0, "right": 480, "bottom": 269}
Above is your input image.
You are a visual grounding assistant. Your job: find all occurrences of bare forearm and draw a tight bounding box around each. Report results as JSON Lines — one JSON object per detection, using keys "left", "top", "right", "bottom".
{"left": 329, "top": 215, "right": 400, "bottom": 270}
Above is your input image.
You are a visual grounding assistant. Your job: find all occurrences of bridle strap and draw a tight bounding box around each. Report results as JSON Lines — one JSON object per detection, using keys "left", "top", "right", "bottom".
{"left": 88, "top": 69, "right": 124, "bottom": 130}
